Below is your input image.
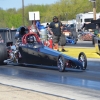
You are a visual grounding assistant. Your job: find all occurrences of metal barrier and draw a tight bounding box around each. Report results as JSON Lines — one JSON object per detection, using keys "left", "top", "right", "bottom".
{"left": 94, "top": 37, "right": 100, "bottom": 54}
{"left": 0, "top": 28, "right": 29, "bottom": 45}
{"left": 10, "top": 29, "right": 17, "bottom": 44}
{"left": 0, "top": 28, "right": 17, "bottom": 44}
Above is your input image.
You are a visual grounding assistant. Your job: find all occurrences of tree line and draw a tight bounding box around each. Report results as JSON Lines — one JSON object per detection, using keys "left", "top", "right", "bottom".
{"left": 0, "top": 0, "right": 100, "bottom": 28}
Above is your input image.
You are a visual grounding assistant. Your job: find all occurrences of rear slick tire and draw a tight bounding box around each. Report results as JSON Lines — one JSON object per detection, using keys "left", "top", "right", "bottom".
{"left": 0, "top": 43, "right": 7, "bottom": 65}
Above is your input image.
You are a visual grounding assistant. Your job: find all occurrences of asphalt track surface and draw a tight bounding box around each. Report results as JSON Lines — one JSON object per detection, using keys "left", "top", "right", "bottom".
{"left": 0, "top": 59, "right": 100, "bottom": 100}
{"left": 0, "top": 41, "right": 100, "bottom": 100}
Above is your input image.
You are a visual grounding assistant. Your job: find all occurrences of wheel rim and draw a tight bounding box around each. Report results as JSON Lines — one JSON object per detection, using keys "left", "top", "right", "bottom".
{"left": 58, "top": 57, "right": 64, "bottom": 70}
{"left": 79, "top": 55, "right": 85, "bottom": 68}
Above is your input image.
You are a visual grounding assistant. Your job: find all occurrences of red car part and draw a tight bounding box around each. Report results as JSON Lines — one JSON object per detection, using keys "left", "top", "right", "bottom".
{"left": 22, "top": 32, "right": 41, "bottom": 44}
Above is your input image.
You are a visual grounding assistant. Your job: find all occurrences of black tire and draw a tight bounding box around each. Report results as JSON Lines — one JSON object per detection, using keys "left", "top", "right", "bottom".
{"left": 78, "top": 52, "right": 87, "bottom": 70}
{"left": 0, "top": 43, "right": 7, "bottom": 65}
{"left": 57, "top": 55, "right": 66, "bottom": 72}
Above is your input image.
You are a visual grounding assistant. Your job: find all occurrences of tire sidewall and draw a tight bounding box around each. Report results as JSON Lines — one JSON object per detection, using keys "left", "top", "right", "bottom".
{"left": 78, "top": 52, "right": 87, "bottom": 70}
{"left": 57, "top": 55, "right": 66, "bottom": 72}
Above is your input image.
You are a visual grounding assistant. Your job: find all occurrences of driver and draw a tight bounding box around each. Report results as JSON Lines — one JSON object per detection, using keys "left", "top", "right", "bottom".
{"left": 27, "top": 35, "right": 35, "bottom": 44}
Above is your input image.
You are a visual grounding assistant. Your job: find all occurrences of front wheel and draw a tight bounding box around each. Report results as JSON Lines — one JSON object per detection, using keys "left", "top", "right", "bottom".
{"left": 57, "top": 55, "right": 66, "bottom": 72}
{"left": 78, "top": 52, "right": 87, "bottom": 70}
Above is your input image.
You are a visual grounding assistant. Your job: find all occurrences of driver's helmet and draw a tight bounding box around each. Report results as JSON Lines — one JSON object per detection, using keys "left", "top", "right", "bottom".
{"left": 27, "top": 35, "right": 35, "bottom": 43}
{"left": 19, "top": 26, "right": 26, "bottom": 35}
{"left": 15, "top": 26, "right": 26, "bottom": 40}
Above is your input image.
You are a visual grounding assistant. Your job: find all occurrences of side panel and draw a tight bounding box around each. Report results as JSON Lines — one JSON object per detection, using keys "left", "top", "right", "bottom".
{"left": 38, "top": 52, "right": 57, "bottom": 66}
{"left": 39, "top": 47, "right": 59, "bottom": 66}
{"left": 27, "top": 47, "right": 42, "bottom": 65}
{"left": 27, "top": 46, "right": 58, "bottom": 66}
{"left": 18, "top": 46, "right": 28, "bottom": 63}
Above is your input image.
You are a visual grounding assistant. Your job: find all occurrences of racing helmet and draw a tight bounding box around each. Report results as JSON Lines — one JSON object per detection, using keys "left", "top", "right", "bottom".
{"left": 20, "top": 27, "right": 26, "bottom": 35}
{"left": 27, "top": 35, "right": 35, "bottom": 43}
{"left": 15, "top": 26, "right": 26, "bottom": 40}
{"left": 53, "top": 16, "right": 58, "bottom": 20}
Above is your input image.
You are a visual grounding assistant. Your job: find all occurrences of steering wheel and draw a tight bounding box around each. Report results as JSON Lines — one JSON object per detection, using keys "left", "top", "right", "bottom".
{"left": 22, "top": 33, "right": 41, "bottom": 44}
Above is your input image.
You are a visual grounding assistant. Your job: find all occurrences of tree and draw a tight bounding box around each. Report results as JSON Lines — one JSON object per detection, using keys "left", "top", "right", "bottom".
{"left": 0, "top": 0, "right": 100, "bottom": 28}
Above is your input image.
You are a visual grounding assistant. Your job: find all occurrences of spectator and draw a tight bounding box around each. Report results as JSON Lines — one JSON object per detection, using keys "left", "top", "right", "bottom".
{"left": 94, "top": 25, "right": 99, "bottom": 35}
{"left": 48, "top": 16, "right": 66, "bottom": 52}
{"left": 36, "top": 20, "right": 41, "bottom": 31}
{"left": 31, "top": 20, "right": 38, "bottom": 32}
{"left": 46, "top": 23, "right": 49, "bottom": 28}
{"left": 81, "top": 23, "right": 85, "bottom": 29}
{"left": 36, "top": 20, "right": 45, "bottom": 30}
{"left": 30, "top": 20, "right": 40, "bottom": 37}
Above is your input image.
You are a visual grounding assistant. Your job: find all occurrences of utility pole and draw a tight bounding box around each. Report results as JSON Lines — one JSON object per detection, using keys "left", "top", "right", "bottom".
{"left": 22, "top": 0, "right": 25, "bottom": 26}
{"left": 89, "top": 0, "right": 96, "bottom": 20}
{"left": 93, "top": 0, "right": 96, "bottom": 20}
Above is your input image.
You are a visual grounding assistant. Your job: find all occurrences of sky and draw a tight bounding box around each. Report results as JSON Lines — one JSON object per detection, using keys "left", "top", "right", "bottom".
{"left": 0, "top": 0, "right": 58, "bottom": 10}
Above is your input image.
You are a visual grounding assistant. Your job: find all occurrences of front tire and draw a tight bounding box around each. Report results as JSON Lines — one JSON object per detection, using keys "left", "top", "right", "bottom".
{"left": 57, "top": 55, "right": 66, "bottom": 72}
{"left": 78, "top": 52, "right": 87, "bottom": 70}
